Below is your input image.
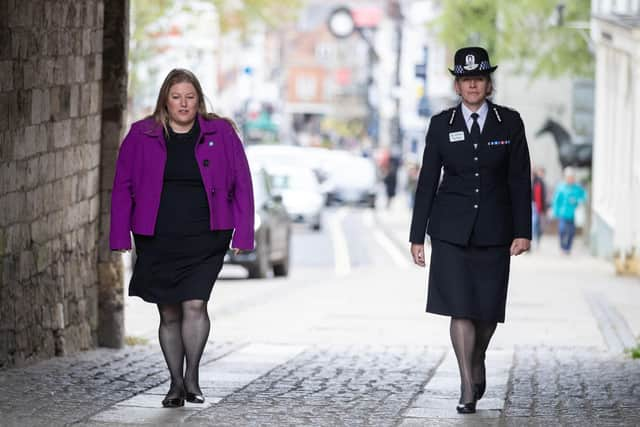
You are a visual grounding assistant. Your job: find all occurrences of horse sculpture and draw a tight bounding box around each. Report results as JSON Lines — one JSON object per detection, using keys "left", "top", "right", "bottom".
{"left": 536, "top": 118, "right": 592, "bottom": 168}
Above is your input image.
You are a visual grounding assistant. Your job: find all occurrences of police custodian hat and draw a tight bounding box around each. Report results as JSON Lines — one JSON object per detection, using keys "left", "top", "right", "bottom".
{"left": 449, "top": 46, "right": 498, "bottom": 77}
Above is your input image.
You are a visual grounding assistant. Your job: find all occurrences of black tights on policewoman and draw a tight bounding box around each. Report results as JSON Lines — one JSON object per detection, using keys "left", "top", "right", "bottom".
{"left": 450, "top": 318, "right": 497, "bottom": 404}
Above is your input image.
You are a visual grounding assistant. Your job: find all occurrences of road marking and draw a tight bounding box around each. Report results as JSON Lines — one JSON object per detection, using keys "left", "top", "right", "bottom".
{"left": 363, "top": 209, "right": 411, "bottom": 269}
{"left": 329, "top": 207, "right": 351, "bottom": 276}
{"left": 363, "top": 209, "right": 375, "bottom": 227}
{"left": 373, "top": 229, "right": 411, "bottom": 269}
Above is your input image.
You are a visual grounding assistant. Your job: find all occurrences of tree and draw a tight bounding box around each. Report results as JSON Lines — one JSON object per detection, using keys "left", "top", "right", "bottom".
{"left": 432, "top": 0, "right": 593, "bottom": 79}
{"left": 128, "top": 0, "right": 301, "bottom": 117}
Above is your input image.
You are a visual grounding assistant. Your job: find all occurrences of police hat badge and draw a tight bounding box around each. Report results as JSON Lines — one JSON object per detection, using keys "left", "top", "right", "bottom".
{"left": 449, "top": 46, "right": 498, "bottom": 77}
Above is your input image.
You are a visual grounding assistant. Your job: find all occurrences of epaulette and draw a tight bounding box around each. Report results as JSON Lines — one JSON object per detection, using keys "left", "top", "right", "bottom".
{"left": 492, "top": 102, "right": 517, "bottom": 113}
{"left": 492, "top": 103, "right": 521, "bottom": 124}
{"left": 432, "top": 107, "right": 453, "bottom": 119}
{"left": 431, "top": 107, "right": 457, "bottom": 125}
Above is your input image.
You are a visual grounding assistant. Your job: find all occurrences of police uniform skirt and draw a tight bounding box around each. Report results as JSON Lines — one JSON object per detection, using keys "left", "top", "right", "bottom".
{"left": 427, "top": 238, "right": 511, "bottom": 323}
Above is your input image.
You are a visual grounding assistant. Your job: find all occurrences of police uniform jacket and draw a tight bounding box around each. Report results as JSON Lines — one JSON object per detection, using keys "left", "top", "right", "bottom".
{"left": 409, "top": 101, "right": 532, "bottom": 246}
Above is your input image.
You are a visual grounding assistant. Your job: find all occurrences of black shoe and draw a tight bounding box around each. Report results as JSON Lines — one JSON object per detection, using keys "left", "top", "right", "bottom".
{"left": 162, "top": 385, "right": 185, "bottom": 408}
{"left": 473, "top": 381, "right": 486, "bottom": 401}
{"left": 456, "top": 401, "right": 476, "bottom": 414}
{"left": 162, "top": 395, "right": 185, "bottom": 408}
{"left": 185, "top": 392, "right": 205, "bottom": 404}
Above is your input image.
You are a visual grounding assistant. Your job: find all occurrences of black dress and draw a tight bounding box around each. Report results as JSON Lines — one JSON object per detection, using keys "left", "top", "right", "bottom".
{"left": 129, "top": 121, "right": 232, "bottom": 304}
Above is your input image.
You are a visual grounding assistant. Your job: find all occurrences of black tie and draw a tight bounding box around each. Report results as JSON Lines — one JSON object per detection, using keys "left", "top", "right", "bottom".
{"left": 470, "top": 113, "right": 480, "bottom": 149}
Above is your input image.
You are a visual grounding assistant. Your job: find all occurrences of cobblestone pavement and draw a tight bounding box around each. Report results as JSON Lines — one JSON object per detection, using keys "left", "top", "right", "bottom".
{"left": 503, "top": 347, "right": 640, "bottom": 427}
{"left": 0, "top": 342, "right": 638, "bottom": 426}
{"left": 1, "top": 205, "right": 639, "bottom": 426}
{"left": 0, "top": 342, "right": 242, "bottom": 427}
{"left": 186, "top": 345, "right": 444, "bottom": 427}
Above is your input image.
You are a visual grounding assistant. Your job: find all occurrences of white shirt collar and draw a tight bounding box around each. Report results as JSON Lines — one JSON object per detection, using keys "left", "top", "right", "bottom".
{"left": 461, "top": 101, "right": 489, "bottom": 132}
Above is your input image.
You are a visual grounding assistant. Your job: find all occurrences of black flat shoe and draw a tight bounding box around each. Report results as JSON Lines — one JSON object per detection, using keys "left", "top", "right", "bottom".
{"left": 474, "top": 381, "right": 486, "bottom": 401}
{"left": 162, "top": 395, "right": 185, "bottom": 408}
{"left": 456, "top": 401, "right": 476, "bottom": 414}
{"left": 185, "top": 392, "right": 205, "bottom": 404}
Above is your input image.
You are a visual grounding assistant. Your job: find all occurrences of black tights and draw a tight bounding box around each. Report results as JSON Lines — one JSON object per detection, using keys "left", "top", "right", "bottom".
{"left": 158, "top": 300, "right": 210, "bottom": 398}
{"left": 450, "top": 318, "right": 497, "bottom": 404}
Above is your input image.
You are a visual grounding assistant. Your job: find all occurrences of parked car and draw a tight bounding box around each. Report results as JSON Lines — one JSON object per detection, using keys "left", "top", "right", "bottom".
{"left": 323, "top": 154, "right": 378, "bottom": 208}
{"left": 266, "top": 164, "right": 324, "bottom": 231}
{"left": 224, "top": 167, "right": 291, "bottom": 279}
{"left": 246, "top": 145, "right": 333, "bottom": 204}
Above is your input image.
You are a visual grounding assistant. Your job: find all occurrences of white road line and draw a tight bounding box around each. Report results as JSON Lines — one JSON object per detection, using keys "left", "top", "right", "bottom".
{"left": 363, "top": 209, "right": 375, "bottom": 227}
{"left": 363, "top": 209, "right": 411, "bottom": 269}
{"left": 329, "top": 207, "right": 351, "bottom": 276}
{"left": 373, "top": 229, "right": 411, "bottom": 269}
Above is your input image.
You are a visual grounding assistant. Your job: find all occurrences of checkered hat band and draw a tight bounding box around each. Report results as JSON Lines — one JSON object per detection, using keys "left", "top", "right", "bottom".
{"left": 454, "top": 61, "right": 492, "bottom": 74}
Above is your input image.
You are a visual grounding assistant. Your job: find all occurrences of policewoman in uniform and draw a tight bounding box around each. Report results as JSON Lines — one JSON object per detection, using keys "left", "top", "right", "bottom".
{"left": 409, "top": 47, "right": 531, "bottom": 414}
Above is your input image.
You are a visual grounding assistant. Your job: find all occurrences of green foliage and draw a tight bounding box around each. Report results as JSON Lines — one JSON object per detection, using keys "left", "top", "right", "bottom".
{"left": 432, "top": 0, "right": 594, "bottom": 79}
{"left": 212, "top": 0, "right": 301, "bottom": 34}
{"left": 128, "top": 0, "right": 301, "bottom": 116}
{"left": 124, "top": 335, "right": 150, "bottom": 346}
{"left": 434, "top": 0, "right": 498, "bottom": 56}
{"left": 629, "top": 344, "right": 640, "bottom": 359}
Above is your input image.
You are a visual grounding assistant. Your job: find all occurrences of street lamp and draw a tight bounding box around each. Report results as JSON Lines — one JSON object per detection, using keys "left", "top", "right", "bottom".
{"left": 327, "top": 6, "right": 380, "bottom": 145}
{"left": 328, "top": 7, "right": 356, "bottom": 39}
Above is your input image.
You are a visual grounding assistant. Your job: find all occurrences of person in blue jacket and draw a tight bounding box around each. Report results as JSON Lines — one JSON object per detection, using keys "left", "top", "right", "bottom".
{"left": 552, "top": 167, "right": 587, "bottom": 254}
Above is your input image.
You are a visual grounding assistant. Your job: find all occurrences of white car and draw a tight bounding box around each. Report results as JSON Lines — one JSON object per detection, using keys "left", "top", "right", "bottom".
{"left": 265, "top": 164, "right": 324, "bottom": 231}
{"left": 323, "top": 153, "right": 378, "bottom": 208}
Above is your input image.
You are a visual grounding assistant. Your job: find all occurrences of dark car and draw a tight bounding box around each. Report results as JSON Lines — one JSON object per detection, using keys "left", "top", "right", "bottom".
{"left": 224, "top": 168, "right": 291, "bottom": 278}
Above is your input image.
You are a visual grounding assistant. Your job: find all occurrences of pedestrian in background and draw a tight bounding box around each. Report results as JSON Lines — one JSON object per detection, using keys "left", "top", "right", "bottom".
{"left": 110, "top": 69, "right": 254, "bottom": 407}
{"left": 552, "top": 167, "right": 586, "bottom": 254}
{"left": 531, "top": 166, "right": 548, "bottom": 248}
{"left": 383, "top": 155, "right": 400, "bottom": 209}
{"left": 406, "top": 160, "right": 420, "bottom": 209}
{"left": 409, "top": 47, "right": 531, "bottom": 414}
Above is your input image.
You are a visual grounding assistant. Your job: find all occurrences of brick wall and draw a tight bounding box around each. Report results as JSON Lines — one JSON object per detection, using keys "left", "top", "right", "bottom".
{"left": 0, "top": 0, "right": 107, "bottom": 367}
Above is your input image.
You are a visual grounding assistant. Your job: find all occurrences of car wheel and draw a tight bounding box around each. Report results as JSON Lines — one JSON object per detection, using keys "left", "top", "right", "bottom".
{"left": 247, "top": 240, "right": 270, "bottom": 279}
{"left": 273, "top": 234, "right": 291, "bottom": 277}
{"left": 311, "top": 221, "right": 321, "bottom": 231}
{"left": 368, "top": 197, "right": 376, "bottom": 209}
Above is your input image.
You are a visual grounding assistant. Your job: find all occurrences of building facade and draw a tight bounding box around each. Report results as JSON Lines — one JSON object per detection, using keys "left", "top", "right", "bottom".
{"left": 590, "top": 0, "right": 640, "bottom": 275}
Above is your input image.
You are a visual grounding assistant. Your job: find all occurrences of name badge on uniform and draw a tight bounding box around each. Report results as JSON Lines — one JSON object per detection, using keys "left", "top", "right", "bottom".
{"left": 449, "top": 131, "right": 465, "bottom": 143}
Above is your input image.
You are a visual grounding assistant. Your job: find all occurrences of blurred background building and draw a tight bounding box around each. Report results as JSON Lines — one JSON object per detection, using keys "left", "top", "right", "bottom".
{"left": 590, "top": 0, "right": 640, "bottom": 273}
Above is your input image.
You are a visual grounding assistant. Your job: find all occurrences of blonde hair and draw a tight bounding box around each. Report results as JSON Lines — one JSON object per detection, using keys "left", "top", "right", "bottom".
{"left": 150, "top": 68, "right": 236, "bottom": 135}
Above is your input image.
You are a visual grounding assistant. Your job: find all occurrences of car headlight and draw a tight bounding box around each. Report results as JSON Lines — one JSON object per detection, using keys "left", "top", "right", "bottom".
{"left": 254, "top": 214, "right": 262, "bottom": 231}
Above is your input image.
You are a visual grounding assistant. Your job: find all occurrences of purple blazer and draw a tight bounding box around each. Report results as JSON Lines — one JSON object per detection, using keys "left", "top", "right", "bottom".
{"left": 110, "top": 114, "right": 255, "bottom": 251}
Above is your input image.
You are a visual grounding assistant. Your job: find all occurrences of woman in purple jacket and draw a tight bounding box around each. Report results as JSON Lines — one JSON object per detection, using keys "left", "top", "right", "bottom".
{"left": 110, "top": 69, "right": 254, "bottom": 407}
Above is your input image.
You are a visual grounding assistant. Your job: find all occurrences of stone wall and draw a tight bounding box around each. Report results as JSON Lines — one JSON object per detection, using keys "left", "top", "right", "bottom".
{"left": 0, "top": 0, "right": 107, "bottom": 367}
